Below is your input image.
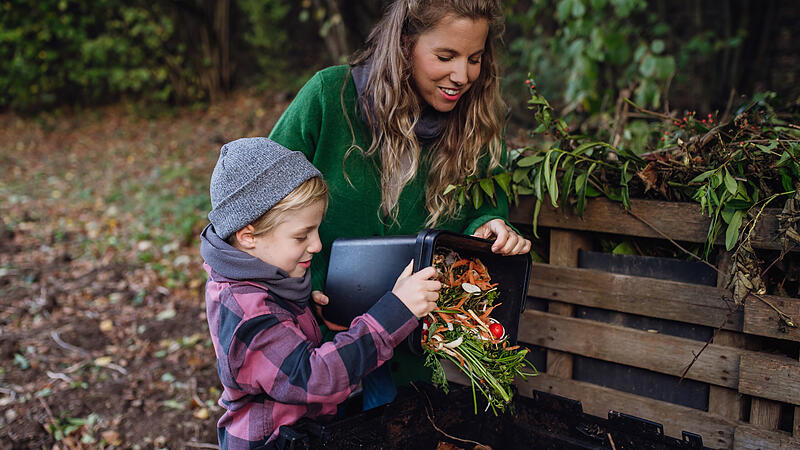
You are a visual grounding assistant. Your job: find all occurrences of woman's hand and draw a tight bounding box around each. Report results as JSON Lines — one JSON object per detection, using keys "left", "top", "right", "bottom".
{"left": 312, "top": 290, "right": 348, "bottom": 331}
{"left": 473, "top": 218, "right": 532, "bottom": 256}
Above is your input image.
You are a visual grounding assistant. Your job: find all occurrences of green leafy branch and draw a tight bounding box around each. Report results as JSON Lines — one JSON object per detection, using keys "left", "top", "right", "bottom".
{"left": 446, "top": 76, "right": 800, "bottom": 263}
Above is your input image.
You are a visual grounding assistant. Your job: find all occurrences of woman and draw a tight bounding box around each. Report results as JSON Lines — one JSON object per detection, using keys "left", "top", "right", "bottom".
{"left": 269, "top": 0, "right": 531, "bottom": 409}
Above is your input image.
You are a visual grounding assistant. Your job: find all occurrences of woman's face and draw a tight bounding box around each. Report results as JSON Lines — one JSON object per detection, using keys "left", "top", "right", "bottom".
{"left": 410, "top": 14, "right": 489, "bottom": 113}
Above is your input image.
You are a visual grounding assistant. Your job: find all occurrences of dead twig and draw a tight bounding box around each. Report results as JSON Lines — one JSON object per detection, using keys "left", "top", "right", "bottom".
{"left": 623, "top": 97, "right": 673, "bottom": 121}
{"left": 750, "top": 292, "right": 797, "bottom": 329}
{"left": 678, "top": 308, "right": 738, "bottom": 384}
{"left": 183, "top": 442, "right": 219, "bottom": 449}
{"left": 411, "top": 382, "right": 492, "bottom": 450}
{"left": 624, "top": 208, "right": 719, "bottom": 274}
{"left": 607, "top": 432, "right": 617, "bottom": 450}
{"left": 50, "top": 331, "right": 90, "bottom": 357}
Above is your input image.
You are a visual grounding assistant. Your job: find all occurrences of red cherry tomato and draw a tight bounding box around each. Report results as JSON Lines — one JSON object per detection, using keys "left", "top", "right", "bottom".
{"left": 489, "top": 322, "right": 504, "bottom": 340}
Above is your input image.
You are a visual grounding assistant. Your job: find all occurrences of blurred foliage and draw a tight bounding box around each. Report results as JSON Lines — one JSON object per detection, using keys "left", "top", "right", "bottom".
{"left": 0, "top": 0, "right": 300, "bottom": 111}
{"left": 1, "top": 0, "right": 797, "bottom": 115}
{"left": 504, "top": 0, "right": 678, "bottom": 114}
{"left": 0, "top": 0, "right": 181, "bottom": 110}
{"left": 497, "top": 0, "right": 797, "bottom": 155}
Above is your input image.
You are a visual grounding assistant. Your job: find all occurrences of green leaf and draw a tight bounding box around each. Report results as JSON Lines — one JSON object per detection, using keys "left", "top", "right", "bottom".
{"left": 480, "top": 177, "right": 495, "bottom": 199}
{"left": 512, "top": 167, "right": 530, "bottom": 183}
{"left": 542, "top": 150, "right": 553, "bottom": 194}
{"left": 559, "top": 162, "right": 576, "bottom": 210}
{"left": 651, "top": 39, "right": 665, "bottom": 54}
{"left": 654, "top": 55, "right": 676, "bottom": 78}
{"left": 532, "top": 198, "right": 542, "bottom": 239}
{"left": 494, "top": 172, "right": 512, "bottom": 198}
{"left": 756, "top": 141, "right": 778, "bottom": 153}
{"left": 725, "top": 210, "right": 744, "bottom": 251}
{"left": 516, "top": 185, "right": 535, "bottom": 195}
{"left": 516, "top": 154, "right": 544, "bottom": 167}
{"left": 620, "top": 160, "right": 632, "bottom": 209}
{"left": 612, "top": 242, "right": 636, "bottom": 255}
{"left": 533, "top": 165, "right": 543, "bottom": 200}
{"left": 527, "top": 95, "right": 549, "bottom": 106}
{"left": 640, "top": 54, "right": 656, "bottom": 77}
{"left": 723, "top": 168, "right": 737, "bottom": 195}
{"left": 776, "top": 151, "right": 792, "bottom": 168}
{"left": 548, "top": 152, "right": 565, "bottom": 207}
{"left": 576, "top": 162, "right": 597, "bottom": 216}
{"left": 443, "top": 184, "right": 457, "bottom": 195}
{"left": 458, "top": 189, "right": 466, "bottom": 206}
{"left": 472, "top": 184, "right": 483, "bottom": 210}
{"left": 688, "top": 170, "right": 714, "bottom": 184}
{"left": 711, "top": 172, "right": 723, "bottom": 188}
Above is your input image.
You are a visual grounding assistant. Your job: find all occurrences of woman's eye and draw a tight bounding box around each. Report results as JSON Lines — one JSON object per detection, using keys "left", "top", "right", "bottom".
{"left": 295, "top": 236, "right": 307, "bottom": 242}
{"left": 437, "top": 55, "right": 452, "bottom": 62}
{"left": 469, "top": 57, "right": 481, "bottom": 65}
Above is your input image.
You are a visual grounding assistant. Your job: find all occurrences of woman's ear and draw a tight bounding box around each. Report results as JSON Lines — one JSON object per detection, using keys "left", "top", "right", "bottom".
{"left": 233, "top": 225, "right": 257, "bottom": 249}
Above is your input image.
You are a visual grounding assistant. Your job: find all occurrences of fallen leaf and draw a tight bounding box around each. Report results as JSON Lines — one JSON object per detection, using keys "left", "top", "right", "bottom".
{"left": 99, "top": 319, "right": 114, "bottom": 333}
{"left": 94, "top": 356, "right": 113, "bottom": 367}
{"left": 193, "top": 407, "right": 210, "bottom": 420}
{"left": 101, "top": 430, "right": 122, "bottom": 446}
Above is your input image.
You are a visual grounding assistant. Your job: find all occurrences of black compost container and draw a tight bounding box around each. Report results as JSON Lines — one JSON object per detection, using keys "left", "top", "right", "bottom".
{"left": 323, "top": 229, "right": 531, "bottom": 352}
{"left": 275, "top": 383, "right": 708, "bottom": 450}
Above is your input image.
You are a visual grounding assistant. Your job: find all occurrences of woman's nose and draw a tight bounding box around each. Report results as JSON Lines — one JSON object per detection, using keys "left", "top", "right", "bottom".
{"left": 450, "top": 60, "right": 468, "bottom": 85}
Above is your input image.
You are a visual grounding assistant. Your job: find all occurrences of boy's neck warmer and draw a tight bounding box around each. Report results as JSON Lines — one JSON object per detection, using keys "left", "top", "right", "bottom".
{"left": 351, "top": 61, "right": 446, "bottom": 145}
{"left": 200, "top": 224, "right": 311, "bottom": 308}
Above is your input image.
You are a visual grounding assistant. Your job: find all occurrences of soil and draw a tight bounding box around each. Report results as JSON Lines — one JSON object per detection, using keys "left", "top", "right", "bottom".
{"left": 0, "top": 91, "right": 293, "bottom": 448}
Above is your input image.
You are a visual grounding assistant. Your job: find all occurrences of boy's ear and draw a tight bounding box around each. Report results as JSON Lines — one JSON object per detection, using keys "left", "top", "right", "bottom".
{"left": 234, "top": 225, "right": 257, "bottom": 249}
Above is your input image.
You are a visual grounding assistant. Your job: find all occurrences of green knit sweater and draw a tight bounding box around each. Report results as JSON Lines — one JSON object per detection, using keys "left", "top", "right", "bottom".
{"left": 269, "top": 65, "right": 511, "bottom": 384}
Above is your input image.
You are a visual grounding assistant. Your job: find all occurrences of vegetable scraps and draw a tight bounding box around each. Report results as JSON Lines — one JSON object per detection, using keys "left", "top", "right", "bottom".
{"left": 422, "top": 249, "right": 537, "bottom": 414}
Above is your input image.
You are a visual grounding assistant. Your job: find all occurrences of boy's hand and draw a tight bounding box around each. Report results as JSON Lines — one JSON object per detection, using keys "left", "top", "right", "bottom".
{"left": 312, "top": 290, "right": 348, "bottom": 331}
{"left": 392, "top": 260, "right": 441, "bottom": 318}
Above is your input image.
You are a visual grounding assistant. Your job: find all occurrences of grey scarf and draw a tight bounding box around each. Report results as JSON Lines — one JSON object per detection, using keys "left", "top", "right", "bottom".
{"left": 200, "top": 224, "right": 311, "bottom": 309}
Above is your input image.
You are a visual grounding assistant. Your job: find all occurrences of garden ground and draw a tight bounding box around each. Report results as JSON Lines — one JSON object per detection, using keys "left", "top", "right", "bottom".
{"left": 0, "top": 90, "right": 295, "bottom": 448}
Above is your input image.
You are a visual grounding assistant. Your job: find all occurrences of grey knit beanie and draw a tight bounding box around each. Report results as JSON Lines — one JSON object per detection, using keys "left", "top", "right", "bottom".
{"left": 208, "top": 137, "right": 322, "bottom": 240}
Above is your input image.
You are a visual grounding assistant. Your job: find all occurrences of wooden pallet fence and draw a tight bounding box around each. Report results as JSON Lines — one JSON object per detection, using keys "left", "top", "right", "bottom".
{"left": 504, "top": 196, "right": 800, "bottom": 450}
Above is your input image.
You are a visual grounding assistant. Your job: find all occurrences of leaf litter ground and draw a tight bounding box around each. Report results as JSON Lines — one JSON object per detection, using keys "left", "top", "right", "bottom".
{"left": 0, "top": 91, "right": 292, "bottom": 448}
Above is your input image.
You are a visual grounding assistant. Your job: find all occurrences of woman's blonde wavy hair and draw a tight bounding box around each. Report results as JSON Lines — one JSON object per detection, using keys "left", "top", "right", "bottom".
{"left": 348, "top": 0, "right": 506, "bottom": 226}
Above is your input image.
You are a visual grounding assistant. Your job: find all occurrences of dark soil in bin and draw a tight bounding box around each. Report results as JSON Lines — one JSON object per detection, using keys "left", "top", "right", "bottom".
{"left": 280, "top": 383, "right": 708, "bottom": 449}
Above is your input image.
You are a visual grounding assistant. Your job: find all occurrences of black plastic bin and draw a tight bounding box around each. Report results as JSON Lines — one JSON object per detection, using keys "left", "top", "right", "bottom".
{"left": 275, "top": 382, "right": 708, "bottom": 449}
{"left": 323, "top": 229, "right": 532, "bottom": 353}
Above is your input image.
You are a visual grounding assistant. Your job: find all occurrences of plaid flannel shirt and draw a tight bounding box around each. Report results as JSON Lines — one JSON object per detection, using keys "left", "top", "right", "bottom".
{"left": 203, "top": 263, "right": 417, "bottom": 448}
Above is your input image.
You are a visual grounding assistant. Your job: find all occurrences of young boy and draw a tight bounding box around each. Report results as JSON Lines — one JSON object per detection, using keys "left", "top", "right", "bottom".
{"left": 200, "top": 137, "right": 441, "bottom": 449}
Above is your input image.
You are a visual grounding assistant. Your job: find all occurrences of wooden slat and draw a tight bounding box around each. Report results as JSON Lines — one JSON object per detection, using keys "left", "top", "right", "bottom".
{"left": 739, "top": 353, "right": 800, "bottom": 405}
{"left": 510, "top": 196, "right": 785, "bottom": 251}
{"left": 519, "top": 310, "right": 741, "bottom": 388}
{"left": 529, "top": 263, "right": 800, "bottom": 343}
{"left": 734, "top": 424, "right": 800, "bottom": 449}
{"left": 529, "top": 263, "right": 743, "bottom": 331}
{"left": 514, "top": 372, "right": 736, "bottom": 449}
{"left": 743, "top": 294, "right": 800, "bottom": 342}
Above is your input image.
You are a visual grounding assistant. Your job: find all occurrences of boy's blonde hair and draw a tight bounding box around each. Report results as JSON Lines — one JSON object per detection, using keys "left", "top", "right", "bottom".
{"left": 228, "top": 176, "right": 328, "bottom": 244}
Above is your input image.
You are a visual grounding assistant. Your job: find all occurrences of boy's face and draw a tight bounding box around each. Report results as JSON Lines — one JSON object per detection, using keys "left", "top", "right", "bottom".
{"left": 249, "top": 200, "right": 325, "bottom": 278}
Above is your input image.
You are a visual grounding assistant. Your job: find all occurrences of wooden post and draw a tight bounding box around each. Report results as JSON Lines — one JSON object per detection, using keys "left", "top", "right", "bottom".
{"left": 546, "top": 230, "right": 593, "bottom": 378}
{"left": 708, "top": 251, "right": 745, "bottom": 424}
{"left": 795, "top": 347, "right": 800, "bottom": 437}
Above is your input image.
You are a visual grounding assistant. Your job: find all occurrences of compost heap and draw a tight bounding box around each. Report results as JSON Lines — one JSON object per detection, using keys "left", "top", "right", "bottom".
{"left": 422, "top": 249, "right": 537, "bottom": 414}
